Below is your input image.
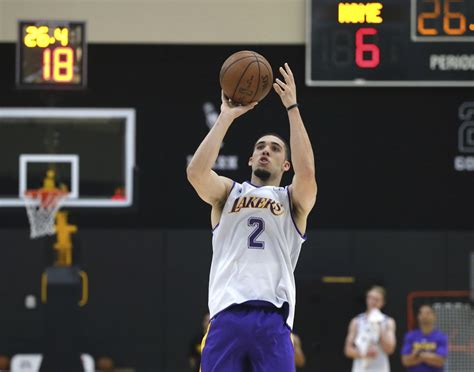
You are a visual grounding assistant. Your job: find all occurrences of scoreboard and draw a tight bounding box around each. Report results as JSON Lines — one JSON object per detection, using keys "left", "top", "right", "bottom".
{"left": 16, "top": 20, "right": 87, "bottom": 89}
{"left": 306, "top": 0, "right": 474, "bottom": 86}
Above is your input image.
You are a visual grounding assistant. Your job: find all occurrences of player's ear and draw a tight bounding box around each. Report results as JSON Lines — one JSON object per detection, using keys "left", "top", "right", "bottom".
{"left": 283, "top": 160, "right": 291, "bottom": 172}
{"left": 248, "top": 156, "right": 253, "bottom": 166}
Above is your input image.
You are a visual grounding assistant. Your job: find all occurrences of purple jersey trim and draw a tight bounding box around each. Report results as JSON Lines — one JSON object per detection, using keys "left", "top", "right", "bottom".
{"left": 286, "top": 186, "right": 307, "bottom": 240}
{"left": 241, "top": 300, "right": 277, "bottom": 308}
{"left": 211, "top": 181, "right": 237, "bottom": 232}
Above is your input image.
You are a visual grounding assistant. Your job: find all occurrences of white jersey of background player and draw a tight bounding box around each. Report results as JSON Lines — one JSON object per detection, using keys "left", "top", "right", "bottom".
{"left": 345, "top": 286, "right": 397, "bottom": 372}
{"left": 187, "top": 64, "right": 317, "bottom": 371}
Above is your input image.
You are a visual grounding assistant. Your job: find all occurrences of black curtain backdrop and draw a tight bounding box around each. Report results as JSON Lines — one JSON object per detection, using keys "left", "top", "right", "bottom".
{"left": 0, "top": 229, "right": 471, "bottom": 372}
{"left": 0, "top": 43, "right": 472, "bottom": 371}
{"left": 0, "top": 43, "right": 473, "bottom": 229}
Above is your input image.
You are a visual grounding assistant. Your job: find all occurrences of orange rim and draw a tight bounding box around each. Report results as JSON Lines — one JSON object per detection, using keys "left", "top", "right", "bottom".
{"left": 24, "top": 189, "right": 68, "bottom": 208}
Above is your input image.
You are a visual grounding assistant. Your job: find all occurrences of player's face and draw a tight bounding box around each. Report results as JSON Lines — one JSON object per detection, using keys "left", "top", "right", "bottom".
{"left": 418, "top": 305, "right": 436, "bottom": 326}
{"left": 366, "top": 290, "right": 385, "bottom": 310}
{"left": 248, "top": 135, "right": 290, "bottom": 177}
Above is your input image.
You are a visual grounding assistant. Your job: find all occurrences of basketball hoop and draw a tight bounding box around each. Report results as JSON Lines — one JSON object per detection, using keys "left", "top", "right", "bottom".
{"left": 24, "top": 189, "right": 68, "bottom": 239}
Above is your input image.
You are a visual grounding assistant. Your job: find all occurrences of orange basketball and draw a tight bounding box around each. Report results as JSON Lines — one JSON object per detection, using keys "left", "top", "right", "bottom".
{"left": 219, "top": 50, "right": 273, "bottom": 105}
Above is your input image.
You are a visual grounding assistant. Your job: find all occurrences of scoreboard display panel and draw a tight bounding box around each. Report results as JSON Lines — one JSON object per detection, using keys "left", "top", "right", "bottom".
{"left": 16, "top": 20, "right": 87, "bottom": 89}
{"left": 306, "top": 0, "right": 474, "bottom": 86}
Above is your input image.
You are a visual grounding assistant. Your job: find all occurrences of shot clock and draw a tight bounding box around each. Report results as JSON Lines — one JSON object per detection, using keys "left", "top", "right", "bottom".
{"left": 16, "top": 20, "right": 86, "bottom": 89}
{"left": 307, "top": 0, "right": 474, "bottom": 86}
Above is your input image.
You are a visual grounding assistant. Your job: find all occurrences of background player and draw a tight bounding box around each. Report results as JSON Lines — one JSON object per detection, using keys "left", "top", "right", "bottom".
{"left": 401, "top": 304, "right": 448, "bottom": 371}
{"left": 344, "top": 286, "right": 397, "bottom": 372}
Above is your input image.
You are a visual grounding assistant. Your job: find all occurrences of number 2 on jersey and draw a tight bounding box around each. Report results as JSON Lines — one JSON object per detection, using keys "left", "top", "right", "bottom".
{"left": 247, "top": 217, "right": 265, "bottom": 249}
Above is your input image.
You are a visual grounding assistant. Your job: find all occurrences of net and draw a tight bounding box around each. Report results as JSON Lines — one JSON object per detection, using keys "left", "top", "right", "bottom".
{"left": 24, "top": 189, "right": 68, "bottom": 239}
{"left": 407, "top": 291, "right": 474, "bottom": 372}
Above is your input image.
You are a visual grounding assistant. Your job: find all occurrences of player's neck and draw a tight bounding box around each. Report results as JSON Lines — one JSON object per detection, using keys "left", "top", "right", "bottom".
{"left": 250, "top": 175, "right": 281, "bottom": 187}
{"left": 365, "top": 307, "right": 382, "bottom": 315}
{"left": 420, "top": 324, "right": 434, "bottom": 334}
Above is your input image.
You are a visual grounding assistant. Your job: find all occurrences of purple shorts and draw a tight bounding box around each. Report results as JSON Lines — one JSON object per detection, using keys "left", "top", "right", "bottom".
{"left": 200, "top": 301, "right": 294, "bottom": 372}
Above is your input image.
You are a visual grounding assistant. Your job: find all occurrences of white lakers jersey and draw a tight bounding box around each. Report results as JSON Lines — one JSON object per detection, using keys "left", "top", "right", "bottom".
{"left": 352, "top": 312, "right": 391, "bottom": 372}
{"left": 208, "top": 181, "right": 306, "bottom": 328}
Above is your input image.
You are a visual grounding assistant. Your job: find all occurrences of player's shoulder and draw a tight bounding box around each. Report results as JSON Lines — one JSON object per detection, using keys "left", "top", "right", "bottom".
{"left": 433, "top": 329, "right": 448, "bottom": 339}
{"left": 384, "top": 315, "right": 396, "bottom": 328}
{"left": 404, "top": 329, "right": 419, "bottom": 338}
{"left": 219, "top": 177, "right": 239, "bottom": 196}
{"left": 350, "top": 314, "right": 364, "bottom": 325}
{"left": 219, "top": 176, "right": 236, "bottom": 188}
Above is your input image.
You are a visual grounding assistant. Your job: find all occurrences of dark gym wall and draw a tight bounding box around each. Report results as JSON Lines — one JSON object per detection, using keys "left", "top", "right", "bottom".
{"left": 0, "top": 43, "right": 473, "bottom": 229}
{"left": 0, "top": 229, "right": 471, "bottom": 371}
{"left": 0, "top": 43, "right": 472, "bottom": 371}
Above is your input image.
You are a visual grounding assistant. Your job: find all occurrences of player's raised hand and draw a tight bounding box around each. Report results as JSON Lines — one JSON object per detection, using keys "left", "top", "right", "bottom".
{"left": 220, "top": 91, "right": 258, "bottom": 120}
{"left": 273, "top": 63, "right": 297, "bottom": 109}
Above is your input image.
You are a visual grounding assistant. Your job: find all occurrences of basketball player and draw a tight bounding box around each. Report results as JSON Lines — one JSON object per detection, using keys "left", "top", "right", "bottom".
{"left": 344, "top": 286, "right": 397, "bottom": 372}
{"left": 187, "top": 63, "right": 317, "bottom": 372}
{"left": 401, "top": 304, "right": 448, "bottom": 371}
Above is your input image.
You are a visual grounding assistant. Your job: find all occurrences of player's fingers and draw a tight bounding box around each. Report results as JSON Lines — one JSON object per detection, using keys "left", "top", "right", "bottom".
{"left": 275, "top": 78, "right": 287, "bottom": 89}
{"left": 222, "top": 91, "right": 234, "bottom": 105}
{"left": 227, "top": 99, "right": 238, "bottom": 108}
{"left": 273, "top": 82, "right": 284, "bottom": 95}
{"left": 284, "top": 63, "right": 295, "bottom": 82}
{"left": 221, "top": 90, "right": 227, "bottom": 102}
{"left": 247, "top": 101, "right": 259, "bottom": 109}
{"left": 238, "top": 102, "right": 258, "bottom": 114}
{"left": 279, "top": 66, "right": 290, "bottom": 81}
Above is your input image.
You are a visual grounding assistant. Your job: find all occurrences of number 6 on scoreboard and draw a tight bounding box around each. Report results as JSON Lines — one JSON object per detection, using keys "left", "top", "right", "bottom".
{"left": 355, "top": 28, "right": 380, "bottom": 69}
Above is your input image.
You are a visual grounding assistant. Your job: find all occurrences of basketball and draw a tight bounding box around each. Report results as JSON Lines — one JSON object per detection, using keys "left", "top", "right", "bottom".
{"left": 219, "top": 50, "right": 273, "bottom": 105}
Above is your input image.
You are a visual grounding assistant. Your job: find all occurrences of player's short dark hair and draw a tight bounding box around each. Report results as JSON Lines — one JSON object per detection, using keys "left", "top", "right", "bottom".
{"left": 254, "top": 132, "right": 291, "bottom": 161}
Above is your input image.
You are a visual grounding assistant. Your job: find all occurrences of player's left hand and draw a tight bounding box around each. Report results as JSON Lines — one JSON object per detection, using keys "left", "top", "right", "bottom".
{"left": 273, "top": 63, "right": 297, "bottom": 109}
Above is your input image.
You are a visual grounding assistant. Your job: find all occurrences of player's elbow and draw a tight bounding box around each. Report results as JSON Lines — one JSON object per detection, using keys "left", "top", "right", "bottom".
{"left": 344, "top": 345, "right": 354, "bottom": 359}
{"left": 401, "top": 356, "right": 410, "bottom": 367}
{"left": 384, "top": 343, "right": 396, "bottom": 355}
{"left": 186, "top": 164, "right": 202, "bottom": 184}
{"left": 434, "top": 360, "right": 445, "bottom": 368}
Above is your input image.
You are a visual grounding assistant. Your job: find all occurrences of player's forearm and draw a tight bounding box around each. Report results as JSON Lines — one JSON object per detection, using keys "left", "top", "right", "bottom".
{"left": 420, "top": 352, "right": 445, "bottom": 367}
{"left": 401, "top": 354, "right": 421, "bottom": 367}
{"left": 187, "top": 113, "right": 233, "bottom": 179}
{"left": 294, "top": 350, "right": 306, "bottom": 367}
{"left": 288, "top": 108, "right": 315, "bottom": 177}
{"left": 344, "top": 345, "right": 361, "bottom": 359}
{"left": 380, "top": 332, "right": 396, "bottom": 354}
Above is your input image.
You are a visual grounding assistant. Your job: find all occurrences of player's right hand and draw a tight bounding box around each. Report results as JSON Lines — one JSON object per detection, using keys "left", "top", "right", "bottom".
{"left": 220, "top": 91, "right": 258, "bottom": 120}
{"left": 366, "top": 345, "right": 378, "bottom": 358}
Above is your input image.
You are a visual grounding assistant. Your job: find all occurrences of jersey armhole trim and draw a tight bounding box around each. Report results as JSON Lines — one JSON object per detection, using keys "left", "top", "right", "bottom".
{"left": 286, "top": 186, "right": 307, "bottom": 240}
{"left": 211, "top": 180, "right": 237, "bottom": 232}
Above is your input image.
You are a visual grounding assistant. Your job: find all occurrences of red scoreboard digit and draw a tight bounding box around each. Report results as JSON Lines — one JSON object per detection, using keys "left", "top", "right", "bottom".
{"left": 307, "top": 0, "right": 474, "bottom": 86}
{"left": 16, "top": 21, "right": 87, "bottom": 89}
